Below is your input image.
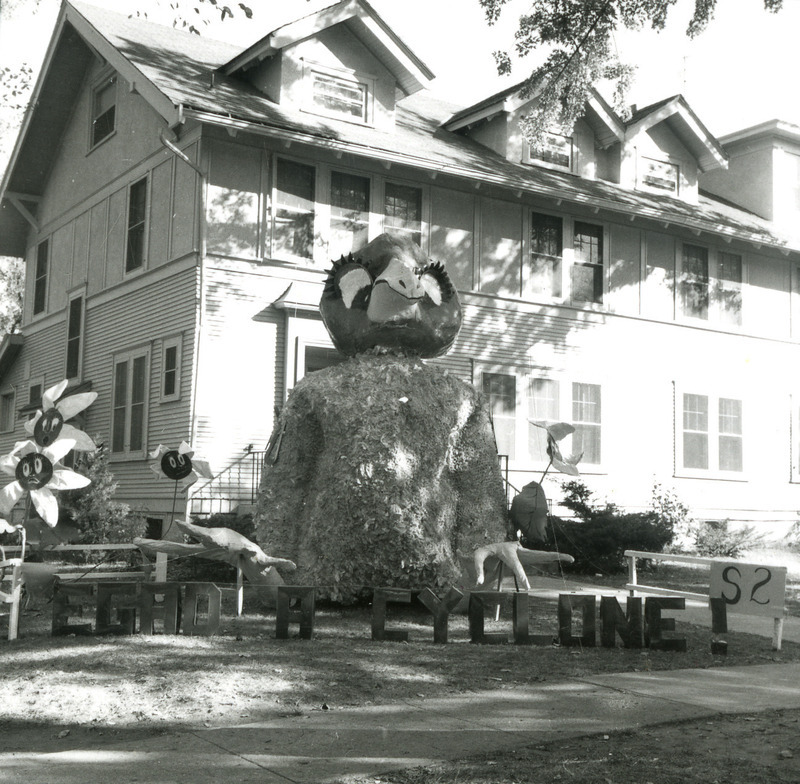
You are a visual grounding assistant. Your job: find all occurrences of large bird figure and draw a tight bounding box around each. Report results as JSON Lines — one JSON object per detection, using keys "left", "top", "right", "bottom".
{"left": 320, "top": 233, "right": 462, "bottom": 357}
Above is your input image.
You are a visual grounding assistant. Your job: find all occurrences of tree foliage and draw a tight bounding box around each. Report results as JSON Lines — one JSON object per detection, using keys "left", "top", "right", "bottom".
{"left": 0, "top": 256, "right": 24, "bottom": 336}
{"left": 479, "top": 0, "right": 784, "bottom": 146}
{"left": 128, "top": 0, "right": 253, "bottom": 35}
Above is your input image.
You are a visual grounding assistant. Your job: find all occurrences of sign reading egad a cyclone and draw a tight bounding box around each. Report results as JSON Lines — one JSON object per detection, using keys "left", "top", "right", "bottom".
{"left": 709, "top": 561, "right": 787, "bottom": 617}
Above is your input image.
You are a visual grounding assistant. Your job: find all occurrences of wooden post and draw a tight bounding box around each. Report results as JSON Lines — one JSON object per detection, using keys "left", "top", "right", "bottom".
{"left": 773, "top": 616, "right": 785, "bottom": 651}
{"left": 155, "top": 552, "right": 168, "bottom": 582}
{"left": 628, "top": 552, "right": 638, "bottom": 597}
{"left": 236, "top": 557, "right": 244, "bottom": 616}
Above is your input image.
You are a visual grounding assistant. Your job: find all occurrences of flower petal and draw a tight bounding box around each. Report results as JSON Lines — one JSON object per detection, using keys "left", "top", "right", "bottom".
{"left": 552, "top": 457, "right": 581, "bottom": 476}
{"left": 44, "top": 438, "right": 76, "bottom": 463}
{"left": 0, "top": 518, "right": 17, "bottom": 534}
{"left": 191, "top": 458, "right": 213, "bottom": 480}
{"left": 178, "top": 441, "right": 194, "bottom": 457}
{"left": 0, "top": 482, "right": 24, "bottom": 515}
{"left": 547, "top": 422, "right": 576, "bottom": 442}
{"left": 60, "top": 424, "right": 97, "bottom": 452}
{"left": 57, "top": 391, "right": 97, "bottom": 420}
{"left": 24, "top": 413, "right": 40, "bottom": 436}
{"left": 42, "top": 380, "right": 69, "bottom": 411}
{"left": 0, "top": 452, "right": 19, "bottom": 476}
{"left": 49, "top": 467, "right": 91, "bottom": 491}
{"left": 31, "top": 487, "right": 59, "bottom": 527}
{"left": 148, "top": 444, "right": 168, "bottom": 460}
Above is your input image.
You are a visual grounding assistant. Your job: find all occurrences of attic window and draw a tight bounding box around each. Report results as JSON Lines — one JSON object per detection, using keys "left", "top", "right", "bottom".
{"left": 640, "top": 157, "right": 679, "bottom": 195}
{"left": 528, "top": 133, "right": 573, "bottom": 171}
{"left": 308, "top": 66, "right": 370, "bottom": 124}
{"left": 91, "top": 75, "right": 117, "bottom": 148}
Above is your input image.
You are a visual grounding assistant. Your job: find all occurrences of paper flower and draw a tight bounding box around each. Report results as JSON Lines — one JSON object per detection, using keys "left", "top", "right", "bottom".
{"left": 529, "top": 421, "right": 583, "bottom": 476}
{"left": 148, "top": 441, "right": 213, "bottom": 490}
{"left": 0, "top": 439, "right": 91, "bottom": 527}
{"left": 0, "top": 517, "right": 18, "bottom": 535}
{"left": 24, "top": 379, "right": 97, "bottom": 451}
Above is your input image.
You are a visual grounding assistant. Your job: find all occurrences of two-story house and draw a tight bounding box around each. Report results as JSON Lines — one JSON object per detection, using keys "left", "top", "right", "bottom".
{"left": 1, "top": 0, "right": 800, "bottom": 538}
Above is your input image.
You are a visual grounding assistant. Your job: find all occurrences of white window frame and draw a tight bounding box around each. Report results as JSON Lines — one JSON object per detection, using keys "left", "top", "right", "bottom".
{"left": 792, "top": 394, "right": 800, "bottom": 484}
{"left": 89, "top": 72, "right": 117, "bottom": 151}
{"left": 65, "top": 288, "right": 86, "bottom": 381}
{"left": 303, "top": 61, "right": 375, "bottom": 127}
{"left": 380, "top": 177, "right": 429, "bottom": 251}
{"left": 32, "top": 238, "right": 49, "bottom": 317}
{"left": 270, "top": 155, "right": 319, "bottom": 265}
{"left": 639, "top": 156, "right": 680, "bottom": 195}
{"left": 678, "top": 242, "right": 743, "bottom": 328}
{"left": 675, "top": 382, "right": 746, "bottom": 481}
{"left": 327, "top": 165, "right": 374, "bottom": 261}
{"left": 125, "top": 175, "right": 149, "bottom": 274}
{"left": 523, "top": 132, "right": 575, "bottom": 173}
{"left": 479, "top": 367, "right": 605, "bottom": 473}
{"left": 160, "top": 335, "right": 182, "bottom": 403}
{"left": 524, "top": 212, "right": 607, "bottom": 308}
{"left": 284, "top": 316, "right": 339, "bottom": 398}
{"left": 0, "top": 388, "right": 15, "bottom": 434}
{"left": 110, "top": 347, "right": 150, "bottom": 459}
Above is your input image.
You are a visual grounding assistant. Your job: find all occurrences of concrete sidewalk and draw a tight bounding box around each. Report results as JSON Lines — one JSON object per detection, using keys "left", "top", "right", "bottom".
{"left": 4, "top": 661, "right": 800, "bottom": 783}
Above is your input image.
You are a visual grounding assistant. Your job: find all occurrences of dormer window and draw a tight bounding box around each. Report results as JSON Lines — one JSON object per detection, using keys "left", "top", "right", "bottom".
{"left": 640, "top": 157, "right": 679, "bottom": 195}
{"left": 527, "top": 133, "right": 573, "bottom": 172}
{"left": 307, "top": 63, "right": 371, "bottom": 125}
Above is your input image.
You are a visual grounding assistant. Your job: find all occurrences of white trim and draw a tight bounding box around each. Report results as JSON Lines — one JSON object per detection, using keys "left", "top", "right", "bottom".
{"left": 0, "top": 387, "right": 16, "bottom": 434}
{"left": 674, "top": 381, "right": 747, "bottom": 481}
{"left": 110, "top": 346, "right": 151, "bottom": 460}
{"left": 65, "top": 287, "right": 87, "bottom": 381}
{"left": 302, "top": 60, "right": 375, "bottom": 128}
{"left": 160, "top": 334, "right": 183, "bottom": 404}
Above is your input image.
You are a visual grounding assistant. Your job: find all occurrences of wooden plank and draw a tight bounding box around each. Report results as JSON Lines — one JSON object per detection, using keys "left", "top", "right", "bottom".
{"left": 625, "top": 583, "right": 707, "bottom": 601}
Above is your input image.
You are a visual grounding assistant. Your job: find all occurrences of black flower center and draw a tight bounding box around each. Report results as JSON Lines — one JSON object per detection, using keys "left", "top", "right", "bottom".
{"left": 161, "top": 450, "right": 193, "bottom": 480}
{"left": 16, "top": 452, "right": 54, "bottom": 490}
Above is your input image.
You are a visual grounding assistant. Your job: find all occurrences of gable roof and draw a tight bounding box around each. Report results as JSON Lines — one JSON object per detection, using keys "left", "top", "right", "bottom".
{"left": 222, "top": 0, "right": 433, "bottom": 97}
{"left": 0, "top": 1, "right": 793, "bottom": 259}
{"left": 626, "top": 94, "right": 728, "bottom": 172}
{"left": 442, "top": 81, "right": 625, "bottom": 149}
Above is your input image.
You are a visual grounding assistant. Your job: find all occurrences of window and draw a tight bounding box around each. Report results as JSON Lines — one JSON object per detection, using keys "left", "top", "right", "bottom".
{"left": 530, "top": 212, "right": 563, "bottom": 298}
{"left": 528, "top": 133, "right": 573, "bottom": 170}
{"left": 330, "top": 170, "right": 370, "bottom": 259}
{"left": 641, "top": 157, "right": 679, "bottom": 195}
{"left": 384, "top": 182, "right": 422, "bottom": 245}
{"left": 273, "top": 158, "right": 316, "bottom": 261}
{"left": 33, "top": 239, "right": 48, "bottom": 315}
{"left": 528, "top": 377, "right": 559, "bottom": 462}
{"left": 126, "top": 178, "right": 148, "bottom": 272}
{"left": 572, "top": 383, "right": 601, "bottom": 464}
{"left": 28, "top": 382, "right": 42, "bottom": 409}
{"left": 161, "top": 337, "right": 181, "bottom": 402}
{"left": 482, "top": 372, "right": 517, "bottom": 458}
{"left": 304, "top": 345, "right": 346, "bottom": 375}
{"left": 680, "top": 244, "right": 743, "bottom": 325}
{"left": 66, "top": 295, "right": 83, "bottom": 379}
{"left": 714, "top": 252, "right": 743, "bottom": 327}
{"left": 572, "top": 222, "right": 603, "bottom": 305}
{"left": 91, "top": 75, "right": 116, "bottom": 148}
{"left": 680, "top": 244, "right": 709, "bottom": 320}
{"left": 310, "top": 69, "right": 368, "bottom": 123}
{"left": 0, "top": 390, "right": 15, "bottom": 433}
{"left": 111, "top": 350, "right": 149, "bottom": 456}
{"left": 680, "top": 391, "right": 743, "bottom": 475}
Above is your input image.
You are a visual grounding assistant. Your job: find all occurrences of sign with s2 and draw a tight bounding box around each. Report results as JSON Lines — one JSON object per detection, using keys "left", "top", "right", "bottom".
{"left": 709, "top": 562, "right": 787, "bottom": 617}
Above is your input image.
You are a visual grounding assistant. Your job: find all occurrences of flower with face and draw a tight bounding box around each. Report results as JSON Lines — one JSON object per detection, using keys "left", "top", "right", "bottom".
{"left": 529, "top": 420, "right": 583, "bottom": 476}
{"left": 0, "top": 439, "right": 91, "bottom": 527}
{"left": 25, "top": 379, "right": 97, "bottom": 451}
{"left": 149, "top": 441, "right": 213, "bottom": 490}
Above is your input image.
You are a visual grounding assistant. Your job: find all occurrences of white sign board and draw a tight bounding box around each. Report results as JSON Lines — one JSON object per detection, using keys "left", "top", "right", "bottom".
{"left": 709, "top": 562, "right": 787, "bottom": 617}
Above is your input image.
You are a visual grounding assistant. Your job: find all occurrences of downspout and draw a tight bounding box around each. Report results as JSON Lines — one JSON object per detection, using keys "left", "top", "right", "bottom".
{"left": 159, "top": 124, "right": 208, "bottom": 520}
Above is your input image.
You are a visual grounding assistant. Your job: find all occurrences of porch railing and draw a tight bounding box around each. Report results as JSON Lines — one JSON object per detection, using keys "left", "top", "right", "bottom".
{"left": 189, "top": 448, "right": 267, "bottom": 520}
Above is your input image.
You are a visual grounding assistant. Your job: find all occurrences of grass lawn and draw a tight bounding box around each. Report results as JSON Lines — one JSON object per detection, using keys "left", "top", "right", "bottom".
{"left": 3, "top": 548, "right": 800, "bottom": 783}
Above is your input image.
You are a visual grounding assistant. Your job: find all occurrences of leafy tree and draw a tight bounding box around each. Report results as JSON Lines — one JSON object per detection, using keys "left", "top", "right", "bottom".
{"left": 0, "top": 256, "right": 23, "bottom": 337}
{"left": 479, "top": 0, "right": 784, "bottom": 146}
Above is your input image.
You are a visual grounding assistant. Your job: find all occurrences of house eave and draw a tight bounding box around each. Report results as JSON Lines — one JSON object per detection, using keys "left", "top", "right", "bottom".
{"left": 186, "top": 107, "right": 792, "bottom": 255}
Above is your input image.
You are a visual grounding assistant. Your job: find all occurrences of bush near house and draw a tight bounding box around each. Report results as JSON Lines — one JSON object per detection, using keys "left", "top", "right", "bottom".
{"left": 546, "top": 480, "right": 676, "bottom": 574}
{"left": 692, "top": 519, "right": 764, "bottom": 558}
{"left": 59, "top": 443, "right": 145, "bottom": 546}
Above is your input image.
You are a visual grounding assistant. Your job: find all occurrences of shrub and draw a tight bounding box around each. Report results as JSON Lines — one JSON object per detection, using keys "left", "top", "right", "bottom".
{"left": 59, "top": 443, "right": 144, "bottom": 544}
{"left": 547, "top": 480, "right": 675, "bottom": 574}
{"left": 692, "top": 519, "right": 763, "bottom": 558}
